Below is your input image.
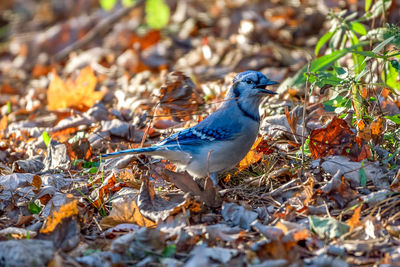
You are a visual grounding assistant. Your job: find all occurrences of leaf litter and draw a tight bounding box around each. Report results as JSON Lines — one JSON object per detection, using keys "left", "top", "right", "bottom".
{"left": 0, "top": 0, "right": 400, "bottom": 266}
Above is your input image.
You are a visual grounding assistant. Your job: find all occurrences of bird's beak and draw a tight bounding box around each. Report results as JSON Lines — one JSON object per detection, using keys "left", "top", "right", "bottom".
{"left": 256, "top": 80, "right": 279, "bottom": 94}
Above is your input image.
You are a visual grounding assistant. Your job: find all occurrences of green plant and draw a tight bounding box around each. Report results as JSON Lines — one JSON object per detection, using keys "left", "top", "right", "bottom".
{"left": 290, "top": 0, "right": 399, "bottom": 120}
{"left": 99, "top": 0, "right": 170, "bottom": 29}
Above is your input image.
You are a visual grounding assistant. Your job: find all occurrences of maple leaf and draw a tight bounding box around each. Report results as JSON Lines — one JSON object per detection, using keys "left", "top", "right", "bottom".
{"left": 47, "top": 66, "right": 105, "bottom": 111}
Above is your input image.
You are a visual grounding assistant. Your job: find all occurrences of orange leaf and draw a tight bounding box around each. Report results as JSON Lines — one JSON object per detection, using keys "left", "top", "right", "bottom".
{"left": 92, "top": 173, "right": 129, "bottom": 209}
{"left": 309, "top": 117, "right": 354, "bottom": 159}
{"left": 47, "top": 66, "right": 105, "bottom": 111}
{"left": 371, "top": 117, "right": 384, "bottom": 135}
{"left": 238, "top": 137, "right": 264, "bottom": 170}
{"left": 40, "top": 198, "right": 78, "bottom": 233}
{"left": 347, "top": 204, "right": 363, "bottom": 231}
{"left": 0, "top": 115, "right": 8, "bottom": 132}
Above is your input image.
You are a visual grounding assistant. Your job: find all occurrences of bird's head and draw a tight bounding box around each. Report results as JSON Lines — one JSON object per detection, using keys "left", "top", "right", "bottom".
{"left": 231, "top": 71, "right": 278, "bottom": 100}
{"left": 223, "top": 71, "right": 278, "bottom": 122}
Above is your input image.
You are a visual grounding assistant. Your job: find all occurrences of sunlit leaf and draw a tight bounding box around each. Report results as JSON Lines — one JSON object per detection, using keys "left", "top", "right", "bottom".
{"left": 315, "top": 31, "right": 335, "bottom": 55}
{"left": 347, "top": 204, "right": 363, "bottom": 231}
{"left": 372, "top": 36, "right": 396, "bottom": 54}
{"left": 146, "top": 0, "right": 170, "bottom": 29}
{"left": 122, "top": 0, "right": 135, "bottom": 6}
{"left": 100, "top": 0, "right": 117, "bottom": 11}
{"left": 100, "top": 196, "right": 156, "bottom": 228}
{"left": 385, "top": 114, "right": 400, "bottom": 124}
{"left": 47, "top": 66, "right": 105, "bottom": 111}
{"left": 40, "top": 198, "right": 79, "bottom": 233}
{"left": 42, "top": 131, "right": 51, "bottom": 148}
{"left": 383, "top": 60, "right": 400, "bottom": 91}
{"left": 365, "top": 0, "right": 372, "bottom": 12}
{"left": 309, "top": 117, "right": 354, "bottom": 159}
{"left": 238, "top": 137, "right": 264, "bottom": 170}
{"left": 293, "top": 42, "right": 368, "bottom": 86}
{"left": 0, "top": 115, "right": 7, "bottom": 132}
{"left": 364, "top": 0, "right": 392, "bottom": 20}
{"left": 350, "top": 22, "right": 367, "bottom": 36}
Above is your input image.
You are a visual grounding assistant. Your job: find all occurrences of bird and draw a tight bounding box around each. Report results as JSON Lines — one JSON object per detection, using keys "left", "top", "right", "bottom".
{"left": 100, "top": 71, "right": 278, "bottom": 185}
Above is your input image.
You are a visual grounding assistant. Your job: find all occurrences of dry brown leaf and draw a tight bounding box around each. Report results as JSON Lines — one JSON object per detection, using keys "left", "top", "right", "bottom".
{"left": 47, "top": 66, "right": 105, "bottom": 111}
{"left": 31, "top": 174, "right": 42, "bottom": 192}
{"left": 92, "top": 173, "right": 129, "bottom": 209}
{"left": 40, "top": 197, "right": 78, "bottom": 234}
{"left": 309, "top": 117, "right": 354, "bottom": 160}
{"left": 158, "top": 71, "right": 204, "bottom": 121}
{"left": 100, "top": 196, "right": 156, "bottom": 229}
{"left": 285, "top": 107, "right": 299, "bottom": 141}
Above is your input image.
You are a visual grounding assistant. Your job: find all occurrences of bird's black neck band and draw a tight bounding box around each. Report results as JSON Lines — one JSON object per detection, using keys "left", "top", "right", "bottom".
{"left": 233, "top": 87, "right": 259, "bottom": 122}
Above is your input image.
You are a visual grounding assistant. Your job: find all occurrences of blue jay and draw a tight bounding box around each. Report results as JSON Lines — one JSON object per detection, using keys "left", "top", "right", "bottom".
{"left": 100, "top": 71, "right": 278, "bottom": 185}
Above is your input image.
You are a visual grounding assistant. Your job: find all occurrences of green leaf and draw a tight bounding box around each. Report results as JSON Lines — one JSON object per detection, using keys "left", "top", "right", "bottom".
{"left": 355, "top": 67, "right": 369, "bottom": 81}
{"left": 122, "top": 0, "right": 135, "bottom": 6}
{"left": 350, "top": 22, "right": 367, "bottom": 36}
{"left": 365, "top": 0, "right": 372, "bottom": 12}
{"left": 330, "top": 29, "right": 343, "bottom": 50}
{"left": 352, "top": 84, "right": 365, "bottom": 119}
{"left": 334, "top": 66, "right": 347, "bottom": 76}
{"left": 383, "top": 60, "right": 400, "bottom": 91}
{"left": 145, "top": 0, "right": 170, "bottom": 29}
{"left": 42, "top": 131, "right": 51, "bottom": 148}
{"left": 352, "top": 51, "right": 381, "bottom": 58}
{"left": 315, "top": 31, "right": 335, "bottom": 55}
{"left": 391, "top": 60, "right": 400, "bottom": 71}
{"left": 28, "top": 201, "right": 42, "bottom": 214}
{"left": 88, "top": 167, "right": 98, "bottom": 174}
{"left": 372, "top": 36, "right": 396, "bottom": 54}
{"left": 100, "top": 0, "right": 117, "bottom": 11}
{"left": 359, "top": 161, "right": 367, "bottom": 187}
{"left": 162, "top": 244, "right": 176, "bottom": 258}
{"left": 323, "top": 95, "right": 352, "bottom": 112}
{"left": 385, "top": 114, "right": 400, "bottom": 124}
{"left": 292, "top": 42, "right": 369, "bottom": 87}
{"left": 6, "top": 101, "right": 11, "bottom": 114}
{"left": 349, "top": 31, "right": 365, "bottom": 75}
{"left": 309, "top": 216, "right": 350, "bottom": 239}
{"left": 364, "top": 0, "right": 392, "bottom": 20}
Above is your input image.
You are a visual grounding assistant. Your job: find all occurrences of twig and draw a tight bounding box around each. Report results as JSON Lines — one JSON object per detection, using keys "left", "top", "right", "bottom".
{"left": 53, "top": 1, "right": 146, "bottom": 61}
{"left": 140, "top": 102, "right": 160, "bottom": 147}
{"left": 300, "top": 62, "right": 311, "bottom": 177}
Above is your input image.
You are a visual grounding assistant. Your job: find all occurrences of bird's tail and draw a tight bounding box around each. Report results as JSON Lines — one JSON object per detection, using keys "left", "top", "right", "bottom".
{"left": 99, "top": 146, "right": 158, "bottom": 159}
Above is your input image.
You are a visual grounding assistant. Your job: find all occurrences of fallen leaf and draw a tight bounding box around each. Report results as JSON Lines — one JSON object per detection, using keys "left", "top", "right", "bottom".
{"left": 40, "top": 196, "right": 78, "bottom": 234}
{"left": 238, "top": 136, "right": 264, "bottom": 170}
{"left": 309, "top": 215, "right": 349, "bottom": 239}
{"left": 347, "top": 204, "right": 363, "bottom": 231}
{"left": 0, "top": 115, "right": 8, "bottom": 132}
{"left": 309, "top": 117, "right": 354, "bottom": 159}
{"left": 47, "top": 66, "right": 105, "bottom": 111}
{"left": 158, "top": 71, "right": 204, "bottom": 121}
{"left": 91, "top": 173, "right": 129, "bottom": 209}
{"left": 100, "top": 195, "right": 156, "bottom": 228}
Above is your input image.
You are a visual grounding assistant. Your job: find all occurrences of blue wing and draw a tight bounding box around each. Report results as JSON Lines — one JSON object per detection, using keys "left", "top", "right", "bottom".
{"left": 159, "top": 126, "right": 234, "bottom": 148}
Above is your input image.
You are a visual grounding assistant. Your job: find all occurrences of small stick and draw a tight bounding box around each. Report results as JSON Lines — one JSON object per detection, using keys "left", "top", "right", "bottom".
{"left": 301, "top": 63, "right": 311, "bottom": 177}
{"left": 54, "top": 0, "right": 145, "bottom": 61}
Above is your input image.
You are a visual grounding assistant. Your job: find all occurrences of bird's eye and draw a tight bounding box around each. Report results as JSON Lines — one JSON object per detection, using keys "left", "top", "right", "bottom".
{"left": 246, "top": 80, "right": 253, "bottom": 84}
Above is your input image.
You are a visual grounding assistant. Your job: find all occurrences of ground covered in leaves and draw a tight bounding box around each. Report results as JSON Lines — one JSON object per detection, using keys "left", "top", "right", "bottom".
{"left": 1, "top": 0, "right": 400, "bottom": 266}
